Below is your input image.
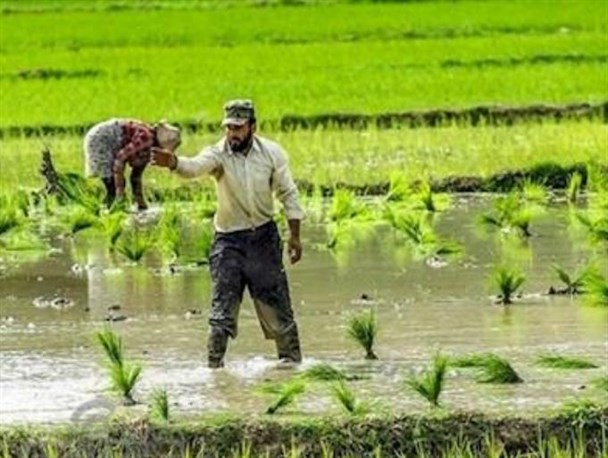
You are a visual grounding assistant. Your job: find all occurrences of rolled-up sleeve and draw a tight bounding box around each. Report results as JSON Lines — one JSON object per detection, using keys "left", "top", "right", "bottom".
{"left": 272, "top": 147, "right": 305, "bottom": 220}
{"left": 174, "top": 146, "right": 221, "bottom": 178}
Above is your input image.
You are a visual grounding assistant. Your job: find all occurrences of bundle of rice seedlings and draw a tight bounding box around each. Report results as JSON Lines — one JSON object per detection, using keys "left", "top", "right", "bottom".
{"left": 347, "top": 309, "right": 378, "bottom": 360}
{"left": 96, "top": 328, "right": 142, "bottom": 405}
{"left": 331, "top": 380, "right": 368, "bottom": 416}
{"left": 551, "top": 264, "right": 591, "bottom": 295}
{"left": 260, "top": 379, "right": 306, "bottom": 415}
{"left": 581, "top": 269, "right": 608, "bottom": 307}
{"left": 115, "top": 228, "right": 152, "bottom": 263}
{"left": 405, "top": 352, "right": 448, "bottom": 408}
{"left": 451, "top": 353, "right": 523, "bottom": 384}
{"left": 150, "top": 388, "right": 170, "bottom": 422}
{"left": 536, "top": 354, "right": 598, "bottom": 369}
{"left": 567, "top": 172, "right": 583, "bottom": 204}
{"left": 302, "top": 363, "right": 348, "bottom": 382}
{"left": 98, "top": 212, "right": 126, "bottom": 250}
{"left": 64, "top": 205, "right": 98, "bottom": 234}
{"left": 491, "top": 266, "right": 525, "bottom": 304}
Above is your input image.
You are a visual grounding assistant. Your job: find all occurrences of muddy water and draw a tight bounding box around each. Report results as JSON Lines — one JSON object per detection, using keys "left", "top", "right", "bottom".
{"left": 1, "top": 196, "right": 606, "bottom": 424}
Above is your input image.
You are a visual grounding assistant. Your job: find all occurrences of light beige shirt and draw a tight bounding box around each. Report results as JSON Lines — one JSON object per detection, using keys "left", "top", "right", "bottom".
{"left": 174, "top": 135, "right": 305, "bottom": 233}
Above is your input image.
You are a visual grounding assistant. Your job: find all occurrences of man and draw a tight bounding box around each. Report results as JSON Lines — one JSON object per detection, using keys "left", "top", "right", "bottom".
{"left": 84, "top": 119, "right": 181, "bottom": 210}
{"left": 151, "top": 100, "right": 304, "bottom": 368}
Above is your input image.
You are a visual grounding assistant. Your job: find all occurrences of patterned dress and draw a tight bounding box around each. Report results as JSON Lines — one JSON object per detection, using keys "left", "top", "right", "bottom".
{"left": 83, "top": 119, "right": 154, "bottom": 179}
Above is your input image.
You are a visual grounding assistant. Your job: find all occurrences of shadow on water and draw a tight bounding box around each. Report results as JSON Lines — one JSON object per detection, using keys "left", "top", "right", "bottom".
{"left": 0, "top": 196, "right": 606, "bottom": 423}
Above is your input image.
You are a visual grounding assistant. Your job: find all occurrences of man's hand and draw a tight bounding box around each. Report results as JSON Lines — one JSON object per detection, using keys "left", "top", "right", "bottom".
{"left": 150, "top": 147, "right": 177, "bottom": 169}
{"left": 288, "top": 235, "right": 302, "bottom": 264}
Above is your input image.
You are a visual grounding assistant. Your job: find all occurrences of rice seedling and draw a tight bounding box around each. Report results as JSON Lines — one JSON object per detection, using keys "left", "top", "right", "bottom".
{"left": 491, "top": 266, "right": 525, "bottom": 304}
{"left": 158, "top": 225, "right": 183, "bottom": 262}
{"left": 57, "top": 173, "right": 103, "bottom": 215}
{"left": 479, "top": 193, "right": 532, "bottom": 237}
{"left": 328, "top": 188, "right": 369, "bottom": 223}
{"left": 98, "top": 212, "right": 126, "bottom": 250}
{"left": 567, "top": 172, "right": 583, "bottom": 204}
{"left": 575, "top": 213, "right": 608, "bottom": 244}
{"left": 96, "top": 328, "right": 142, "bottom": 405}
{"left": 259, "top": 379, "right": 306, "bottom": 415}
{"left": 385, "top": 171, "right": 410, "bottom": 203}
{"left": 536, "top": 354, "right": 598, "bottom": 369}
{"left": 114, "top": 228, "right": 153, "bottom": 263}
{"left": 189, "top": 223, "right": 214, "bottom": 263}
{"left": 581, "top": 269, "right": 608, "bottom": 306}
{"left": 347, "top": 309, "right": 378, "bottom": 360}
{"left": 301, "top": 363, "right": 363, "bottom": 382}
{"left": 550, "top": 263, "right": 591, "bottom": 295}
{"left": 0, "top": 208, "right": 21, "bottom": 236}
{"left": 63, "top": 205, "right": 99, "bottom": 234}
{"left": 519, "top": 178, "right": 549, "bottom": 205}
{"left": 405, "top": 352, "right": 448, "bottom": 408}
{"left": 331, "top": 380, "right": 368, "bottom": 416}
{"left": 412, "top": 181, "right": 450, "bottom": 213}
{"left": 451, "top": 353, "right": 523, "bottom": 384}
{"left": 150, "top": 388, "right": 170, "bottom": 422}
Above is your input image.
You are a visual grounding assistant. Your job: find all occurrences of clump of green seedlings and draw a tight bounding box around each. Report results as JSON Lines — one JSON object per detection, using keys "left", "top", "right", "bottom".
{"left": 405, "top": 352, "right": 448, "bottom": 408}
{"left": 98, "top": 211, "right": 126, "bottom": 250}
{"left": 519, "top": 178, "right": 549, "bottom": 206}
{"left": 115, "top": 228, "right": 153, "bottom": 263}
{"left": 383, "top": 208, "right": 460, "bottom": 259}
{"left": 156, "top": 205, "right": 184, "bottom": 263}
{"left": 451, "top": 353, "right": 523, "bottom": 384}
{"left": 411, "top": 180, "right": 451, "bottom": 213}
{"left": 479, "top": 193, "right": 533, "bottom": 238}
{"left": 302, "top": 363, "right": 362, "bottom": 382}
{"left": 58, "top": 173, "right": 104, "bottom": 216}
{"left": 581, "top": 269, "right": 608, "bottom": 306}
{"left": 302, "top": 363, "right": 348, "bottom": 382}
{"left": 549, "top": 263, "right": 591, "bottom": 295}
{"left": 326, "top": 188, "right": 373, "bottom": 250}
{"left": 567, "top": 172, "right": 583, "bottom": 204}
{"left": 331, "top": 380, "right": 369, "bottom": 416}
{"left": 63, "top": 205, "right": 99, "bottom": 234}
{"left": 575, "top": 212, "right": 608, "bottom": 244}
{"left": 536, "top": 353, "right": 598, "bottom": 369}
{"left": 96, "top": 328, "right": 142, "bottom": 405}
{"left": 259, "top": 379, "right": 306, "bottom": 415}
{"left": 491, "top": 266, "right": 525, "bottom": 304}
{"left": 189, "top": 222, "right": 214, "bottom": 264}
{"left": 347, "top": 309, "right": 378, "bottom": 360}
{"left": 150, "top": 388, "right": 170, "bottom": 422}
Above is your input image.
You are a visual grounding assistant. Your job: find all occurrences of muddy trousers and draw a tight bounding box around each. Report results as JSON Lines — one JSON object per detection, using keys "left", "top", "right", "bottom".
{"left": 207, "top": 221, "right": 302, "bottom": 368}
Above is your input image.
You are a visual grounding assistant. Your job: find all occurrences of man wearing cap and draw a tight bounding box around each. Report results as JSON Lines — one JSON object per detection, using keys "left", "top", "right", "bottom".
{"left": 151, "top": 100, "right": 304, "bottom": 368}
{"left": 84, "top": 118, "right": 181, "bottom": 210}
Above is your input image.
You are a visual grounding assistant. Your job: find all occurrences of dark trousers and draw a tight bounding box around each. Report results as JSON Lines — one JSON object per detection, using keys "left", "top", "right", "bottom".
{"left": 207, "top": 221, "right": 301, "bottom": 367}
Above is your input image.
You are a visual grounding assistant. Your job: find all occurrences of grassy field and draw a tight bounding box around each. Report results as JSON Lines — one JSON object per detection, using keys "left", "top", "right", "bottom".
{"left": 0, "top": 0, "right": 606, "bottom": 128}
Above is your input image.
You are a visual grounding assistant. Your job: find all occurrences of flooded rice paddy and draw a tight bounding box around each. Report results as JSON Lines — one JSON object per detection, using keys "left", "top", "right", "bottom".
{"left": 0, "top": 195, "right": 606, "bottom": 424}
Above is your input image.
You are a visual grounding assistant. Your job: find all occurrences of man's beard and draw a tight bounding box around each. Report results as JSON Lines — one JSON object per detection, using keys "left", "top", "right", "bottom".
{"left": 228, "top": 133, "right": 253, "bottom": 153}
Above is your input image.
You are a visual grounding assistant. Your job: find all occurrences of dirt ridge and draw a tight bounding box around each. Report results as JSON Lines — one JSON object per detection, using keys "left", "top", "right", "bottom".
{"left": 1, "top": 101, "right": 605, "bottom": 139}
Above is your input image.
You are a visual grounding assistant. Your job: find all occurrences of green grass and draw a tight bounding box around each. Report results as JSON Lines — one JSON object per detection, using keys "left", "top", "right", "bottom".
{"left": 114, "top": 228, "right": 153, "bottom": 263}
{"left": 536, "top": 354, "right": 598, "bottom": 369}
